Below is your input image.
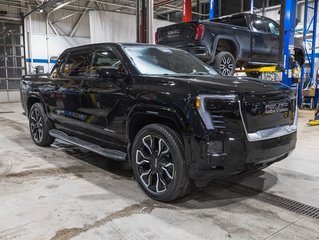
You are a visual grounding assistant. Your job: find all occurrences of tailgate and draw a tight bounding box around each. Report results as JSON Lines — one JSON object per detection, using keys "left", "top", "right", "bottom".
{"left": 157, "top": 22, "right": 197, "bottom": 46}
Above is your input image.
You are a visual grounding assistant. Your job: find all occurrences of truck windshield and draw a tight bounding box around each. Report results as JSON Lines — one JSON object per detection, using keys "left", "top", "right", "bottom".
{"left": 124, "top": 46, "right": 218, "bottom": 76}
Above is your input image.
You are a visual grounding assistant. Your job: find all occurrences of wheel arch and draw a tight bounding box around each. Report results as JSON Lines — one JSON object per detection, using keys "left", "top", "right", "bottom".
{"left": 27, "top": 94, "right": 43, "bottom": 117}
{"left": 126, "top": 105, "right": 192, "bottom": 166}
{"left": 211, "top": 35, "right": 239, "bottom": 62}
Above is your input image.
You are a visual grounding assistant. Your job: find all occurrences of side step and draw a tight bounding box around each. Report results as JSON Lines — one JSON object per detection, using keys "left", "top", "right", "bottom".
{"left": 49, "top": 129, "right": 127, "bottom": 161}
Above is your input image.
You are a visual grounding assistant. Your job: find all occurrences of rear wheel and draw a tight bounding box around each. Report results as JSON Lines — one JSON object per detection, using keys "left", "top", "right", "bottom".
{"left": 29, "top": 103, "right": 55, "bottom": 146}
{"left": 131, "top": 124, "right": 191, "bottom": 202}
{"left": 213, "top": 51, "right": 236, "bottom": 76}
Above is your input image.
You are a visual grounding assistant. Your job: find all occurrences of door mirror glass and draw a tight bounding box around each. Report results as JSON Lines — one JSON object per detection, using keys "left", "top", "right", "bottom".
{"left": 96, "top": 67, "right": 120, "bottom": 78}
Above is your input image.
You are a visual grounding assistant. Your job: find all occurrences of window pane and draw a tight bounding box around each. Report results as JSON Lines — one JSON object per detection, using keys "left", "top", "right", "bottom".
{"left": 62, "top": 51, "right": 92, "bottom": 77}
{"left": 7, "top": 68, "right": 22, "bottom": 78}
{"left": 92, "top": 50, "right": 121, "bottom": 68}
{"left": 0, "top": 79, "right": 7, "bottom": 89}
{"left": 7, "top": 57, "right": 22, "bottom": 67}
{"left": 0, "top": 69, "right": 6, "bottom": 78}
{"left": 268, "top": 22, "right": 280, "bottom": 35}
{"left": 7, "top": 80, "right": 20, "bottom": 89}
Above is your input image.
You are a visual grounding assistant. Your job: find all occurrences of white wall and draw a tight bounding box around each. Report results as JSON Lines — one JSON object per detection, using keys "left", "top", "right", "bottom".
{"left": 26, "top": 33, "right": 90, "bottom": 73}
{"left": 89, "top": 11, "right": 171, "bottom": 44}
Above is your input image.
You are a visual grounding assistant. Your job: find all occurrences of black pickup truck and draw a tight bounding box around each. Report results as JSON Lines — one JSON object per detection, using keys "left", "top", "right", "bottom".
{"left": 21, "top": 43, "right": 297, "bottom": 202}
{"left": 156, "top": 13, "right": 305, "bottom": 76}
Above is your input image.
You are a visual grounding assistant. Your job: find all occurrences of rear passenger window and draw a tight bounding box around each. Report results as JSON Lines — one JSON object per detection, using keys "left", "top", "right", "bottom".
{"left": 228, "top": 17, "right": 247, "bottom": 27}
{"left": 62, "top": 51, "right": 92, "bottom": 77}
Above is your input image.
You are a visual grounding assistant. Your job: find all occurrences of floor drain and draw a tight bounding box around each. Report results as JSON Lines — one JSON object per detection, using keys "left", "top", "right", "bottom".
{"left": 232, "top": 184, "right": 319, "bottom": 220}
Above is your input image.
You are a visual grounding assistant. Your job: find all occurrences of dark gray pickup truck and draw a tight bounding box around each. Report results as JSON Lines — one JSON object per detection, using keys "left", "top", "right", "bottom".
{"left": 156, "top": 13, "right": 305, "bottom": 76}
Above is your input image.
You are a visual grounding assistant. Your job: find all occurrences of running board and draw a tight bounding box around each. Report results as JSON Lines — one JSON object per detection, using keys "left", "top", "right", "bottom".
{"left": 49, "top": 129, "right": 127, "bottom": 161}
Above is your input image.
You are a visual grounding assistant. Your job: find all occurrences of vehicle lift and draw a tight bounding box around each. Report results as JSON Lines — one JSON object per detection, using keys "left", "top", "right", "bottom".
{"left": 208, "top": 0, "right": 319, "bottom": 109}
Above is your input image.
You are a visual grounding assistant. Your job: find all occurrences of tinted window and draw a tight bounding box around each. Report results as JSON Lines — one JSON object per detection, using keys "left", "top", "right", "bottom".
{"left": 51, "top": 53, "right": 66, "bottom": 78}
{"left": 267, "top": 20, "right": 280, "bottom": 35}
{"left": 62, "top": 51, "right": 92, "bottom": 77}
{"left": 91, "top": 49, "right": 123, "bottom": 76}
{"left": 252, "top": 18, "right": 267, "bottom": 32}
{"left": 216, "top": 16, "right": 247, "bottom": 27}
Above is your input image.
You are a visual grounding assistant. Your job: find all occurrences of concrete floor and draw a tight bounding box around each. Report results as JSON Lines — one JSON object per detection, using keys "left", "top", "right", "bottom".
{"left": 0, "top": 102, "right": 318, "bottom": 240}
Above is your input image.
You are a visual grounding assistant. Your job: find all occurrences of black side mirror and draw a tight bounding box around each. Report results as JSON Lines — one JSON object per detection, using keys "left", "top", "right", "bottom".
{"left": 96, "top": 67, "right": 120, "bottom": 78}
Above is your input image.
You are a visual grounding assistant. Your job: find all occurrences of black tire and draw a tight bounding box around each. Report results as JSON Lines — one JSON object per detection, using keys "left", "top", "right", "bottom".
{"left": 29, "top": 102, "right": 55, "bottom": 146}
{"left": 131, "top": 124, "right": 191, "bottom": 202}
{"left": 214, "top": 51, "right": 236, "bottom": 76}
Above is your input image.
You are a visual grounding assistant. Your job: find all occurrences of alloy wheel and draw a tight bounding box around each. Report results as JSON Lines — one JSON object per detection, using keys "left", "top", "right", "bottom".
{"left": 135, "top": 135, "right": 175, "bottom": 193}
{"left": 220, "top": 56, "right": 234, "bottom": 76}
{"left": 30, "top": 108, "right": 44, "bottom": 143}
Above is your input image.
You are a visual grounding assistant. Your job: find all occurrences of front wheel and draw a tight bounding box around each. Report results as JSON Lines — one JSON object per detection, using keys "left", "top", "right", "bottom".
{"left": 213, "top": 51, "right": 236, "bottom": 76}
{"left": 29, "top": 103, "right": 55, "bottom": 146}
{"left": 131, "top": 124, "right": 191, "bottom": 202}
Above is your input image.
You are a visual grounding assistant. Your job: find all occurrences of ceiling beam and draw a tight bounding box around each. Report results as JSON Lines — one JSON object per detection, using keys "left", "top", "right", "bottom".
{"left": 69, "top": 0, "right": 92, "bottom": 37}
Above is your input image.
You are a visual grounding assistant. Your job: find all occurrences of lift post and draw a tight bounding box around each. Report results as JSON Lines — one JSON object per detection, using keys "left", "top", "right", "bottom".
{"left": 301, "top": 0, "right": 319, "bottom": 107}
{"left": 209, "top": 0, "right": 215, "bottom": 20}
{"left": 281, "top": 0, "right": 297, "bottom": 87}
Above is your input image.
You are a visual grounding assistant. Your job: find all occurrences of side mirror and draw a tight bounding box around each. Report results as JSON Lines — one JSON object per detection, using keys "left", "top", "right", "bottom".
{"left": 96, "top": 67, "right": 120, "bottom": 78}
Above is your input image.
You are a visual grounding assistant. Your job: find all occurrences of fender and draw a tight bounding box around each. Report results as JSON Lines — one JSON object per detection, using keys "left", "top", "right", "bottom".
{"left": 209, "top": 35, "right": 240, "bottom": 63}
{"left": 126, "top": 104, "right": 193, "bottom": 167}
{"left": 26, "top": 91, "right": 46, "bottom": 116}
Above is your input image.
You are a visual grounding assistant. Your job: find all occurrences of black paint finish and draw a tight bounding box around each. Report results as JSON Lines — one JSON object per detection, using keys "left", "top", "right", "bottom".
{"left": 20, "top": 43, "right": 297, "bottom": 183}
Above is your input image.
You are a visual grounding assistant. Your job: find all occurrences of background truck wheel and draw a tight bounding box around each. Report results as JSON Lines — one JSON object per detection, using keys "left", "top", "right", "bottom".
{"left": 214, "top": 51, "right": 236, "bottom": 76}
{"left": 29, "top": 103, "right": 55, "bottom": 146}
{"left": 131, "top": 124, "right": 191, "bottom": 202}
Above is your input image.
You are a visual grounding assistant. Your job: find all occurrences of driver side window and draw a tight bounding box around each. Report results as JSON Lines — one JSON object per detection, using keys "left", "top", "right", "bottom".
{"left": 91, "top": 49, "right": 123, "bottom": 76}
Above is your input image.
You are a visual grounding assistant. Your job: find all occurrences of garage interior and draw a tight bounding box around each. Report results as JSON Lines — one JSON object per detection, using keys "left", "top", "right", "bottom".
{"left": 0, "top": 0, "right": 319, "bottom": 239}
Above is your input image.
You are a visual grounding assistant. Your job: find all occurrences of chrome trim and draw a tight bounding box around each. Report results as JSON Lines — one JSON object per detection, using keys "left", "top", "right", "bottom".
{"left": 197, "top": 94, "right": 236, "bottom": 130}
{"left": 197, "top": 94, "right": 298, "bottom": 142}
{"left": 238, "top": 100, "right": 298, "bottom": 142}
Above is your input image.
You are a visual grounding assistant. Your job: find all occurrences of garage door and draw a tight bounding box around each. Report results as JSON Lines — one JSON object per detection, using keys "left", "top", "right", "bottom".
{"left": 0, "top": 20, "right": 25, "bottom": 97}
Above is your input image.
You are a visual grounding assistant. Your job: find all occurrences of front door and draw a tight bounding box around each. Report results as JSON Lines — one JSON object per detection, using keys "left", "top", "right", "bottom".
{"left": 266, "top": 19, "right": 280, "bottom": 63}
{"left": 80, "top": 47, "right": 128, "bottom": 150}
{"left": 250, "top": 16, "right": 273, "bottom": 63}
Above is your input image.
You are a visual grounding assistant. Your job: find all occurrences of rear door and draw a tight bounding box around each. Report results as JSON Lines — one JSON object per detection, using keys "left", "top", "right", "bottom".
{"left": 49, "top": 49, "right": 93, "bottom": 136}
{"left": 250, "top": 16, "right": 273, "bottom": 63}
{"left": 79, "top": 47, "right": 128, "bottom": 150}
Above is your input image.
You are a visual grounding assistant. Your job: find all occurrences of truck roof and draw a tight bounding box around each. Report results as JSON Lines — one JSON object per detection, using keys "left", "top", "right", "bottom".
{"left": 63, "top": 42, "right": 157, "bottom": 53}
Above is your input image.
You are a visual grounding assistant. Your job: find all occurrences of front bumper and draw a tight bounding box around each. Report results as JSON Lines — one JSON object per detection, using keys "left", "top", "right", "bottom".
{"left": 189, "top": 131, "right": 297, "bottom": 181}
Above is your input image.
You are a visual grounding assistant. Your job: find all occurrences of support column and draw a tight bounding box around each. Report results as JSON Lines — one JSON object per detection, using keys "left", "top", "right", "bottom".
{"left": 147, "top": 0, "right": 153, "bottom": 43}
{"left": 209, "top": 0, "right": 215, "bottom": 20}
{"left": 136, "top": 0, "right": 140, "bottom": 43}
{"left": 281, "top": 0, "right": 297, "bottom": 86}
{"left": 182, "top": 0, "right": 192, "bottom": 22}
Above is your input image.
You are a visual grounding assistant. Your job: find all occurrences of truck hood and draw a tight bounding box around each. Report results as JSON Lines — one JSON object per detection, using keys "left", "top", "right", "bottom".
{"left": 149, "top": 74, "right": 292, "bottom": 95}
